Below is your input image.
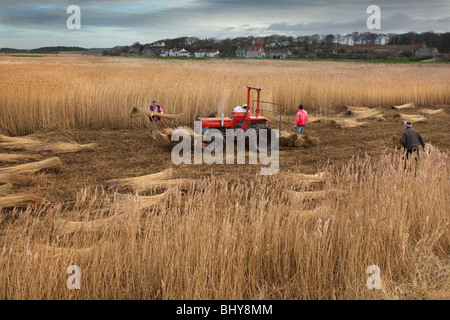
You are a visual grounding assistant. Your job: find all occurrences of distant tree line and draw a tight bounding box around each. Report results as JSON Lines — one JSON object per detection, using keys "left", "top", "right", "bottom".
{"left": 148, "top": 31, "right": 450, "bottom": 55}
{"left": 2, "top": 31, "right": 449, "bottom": 56}
{"left": 0, "top": 47, "right": 87, "bottom": 54}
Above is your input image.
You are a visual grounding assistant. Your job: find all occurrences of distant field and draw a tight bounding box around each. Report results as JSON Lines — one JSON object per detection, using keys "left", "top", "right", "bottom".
{"left": 9, "top": 55, "right": 45, "bottom": 58}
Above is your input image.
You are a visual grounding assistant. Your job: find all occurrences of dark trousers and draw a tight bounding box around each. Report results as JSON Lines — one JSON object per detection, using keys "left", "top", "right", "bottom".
{"left": 406, "top": 149, "right": 419, "bottom": 160}
{"left": 404, "top": 149, "right": 419, "bottom": 170}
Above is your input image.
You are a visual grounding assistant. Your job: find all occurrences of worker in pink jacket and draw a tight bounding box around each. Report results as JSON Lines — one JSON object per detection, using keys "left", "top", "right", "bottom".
{"left": 294, "top": 104, "right": 308, "bottom": 135}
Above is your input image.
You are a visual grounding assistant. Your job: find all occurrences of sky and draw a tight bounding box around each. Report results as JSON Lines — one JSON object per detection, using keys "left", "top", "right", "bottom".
{"left": 0, "top": 0, "right": 449, "bottom": 49}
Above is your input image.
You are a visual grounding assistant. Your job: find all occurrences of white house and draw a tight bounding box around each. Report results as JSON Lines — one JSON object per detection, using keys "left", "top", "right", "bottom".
{"left": 169, "top": 48, "right": 191, "bottom": 57}
{"left": 194, "top": 49, "right": 220, "bottom": 58}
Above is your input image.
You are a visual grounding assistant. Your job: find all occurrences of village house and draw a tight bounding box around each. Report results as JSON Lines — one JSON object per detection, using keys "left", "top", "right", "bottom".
{"left": 410, "top": 43, "right": 429, "bottom": 56}
{"left": 235, "top": 48, "right": 246, "bottom": 57}
{"left": 334, "top": 43, "right": 436, "bottom": 58}
{"left": 151, "top": 41, "right": 166, "bottom": 47}
{"left": 269, "top": 49, "right": 292, "bottom": 59}
{"left": 252, "top": 40, "right": 265, "bottom": 46}
{"left": 142, "top": 45, "right": 152, "bottom": 56}
{"left": 194, "top": 49, "right": 220, "bottom": 58}
{"left": 169, "top": 48, "right": 191, "bottom": 57}
{"left": 429, "top": 47, "right": 439, "bottom": 57}
{"left": 246, "top": 46, "right": 265, "bottom": 58}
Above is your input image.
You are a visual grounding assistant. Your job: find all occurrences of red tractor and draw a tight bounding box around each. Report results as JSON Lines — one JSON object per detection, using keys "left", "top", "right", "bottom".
{"left": 198, "top": 86, "right": 281, "bottom": 151}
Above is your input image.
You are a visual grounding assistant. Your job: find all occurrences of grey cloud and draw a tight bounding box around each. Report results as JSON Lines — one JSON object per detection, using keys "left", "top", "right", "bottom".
{"left": 0, "top": 0, "right": 448, "bottom": 48}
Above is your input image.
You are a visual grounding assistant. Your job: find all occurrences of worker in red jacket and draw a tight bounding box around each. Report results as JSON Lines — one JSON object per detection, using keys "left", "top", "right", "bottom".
{"left": 294, "top": 104, "right": 308, "bottom": 135}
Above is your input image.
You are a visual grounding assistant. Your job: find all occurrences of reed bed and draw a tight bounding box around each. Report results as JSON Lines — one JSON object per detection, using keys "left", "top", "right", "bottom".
{"left": 0, "top": 149, "right": 447, "bottom": 299}
{"left": 1, "top": 57, "right": 449, "bottom": 134}
{"left": 0, "top": 157, "right": 62, "bottom": 175}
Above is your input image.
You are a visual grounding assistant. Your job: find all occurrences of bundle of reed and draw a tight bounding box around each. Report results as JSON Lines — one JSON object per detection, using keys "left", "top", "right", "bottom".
{"left": 0, "top": 173, "right": 33, "bottom": 185}
{"left": 288, "top": 190, "right": 326, "bottom": 202}
{"left": 344, "top": 106, "right": 383, "bottom": 120}
{"left": 129, "top": 107, "right": 181, "bottom": 120}
{"left": 295, "top": 172, "right": 328, "bottom": 183}
{"left": 296, "top": 135, "right": 320, "bottom": 147}
{"left": 1, "top": 137, "right": 96, "bottom": 154}
{"left": 279, "top": 132, "right": 299, "bottom": 148}
{"left": 39, "top": 142, "right": 97, "bottom": 154}
{"left": 137, "top": 193, "right": 167, "bottom": 210}
{"left": 308, "top": 115, "right": 334, "bottom": 124}
{"left": 279, "top": 133, "right": 319, "bottom": 148}
{"left": 335, "top": 118, "right": 367, "bottom": 128}
{"left": 392, "top": 102, "right": 415, "bottom": 110}
{"left": 0, "top": 157, "right": 63, "bottom": 175}
{"left": 394, "top": 113, "right": 427, "bottom": 123}
{"left": 55, "top": 215, "right": 121, "bottom": 234}
{"left": 282, "top": 172, "right": 328, "bottom": 189}
{"left": 0, "top": 184, "right": 13, "bottom": 196}
{"left": 108, "top": 176, "right": 192, "bottom": 194}
{"left": 289, "top": 189, "right": 344, "bottom": 202}
{"left": 419, "top": 108, "right": 444, "bottom": 115}
{"left": 0, "top": 153, "right": 40, "bottom": 163}
{"left": 0, "top": 193, "right": 44, "bottom": 208}
{"left": 107, "top": 168, "right": 172, "bottom": 191}
{"left": 0, "top": 134, "right": 43, "bottom": 151}
{"left": 373, "top": 114, "right": 387, "bottom": 122}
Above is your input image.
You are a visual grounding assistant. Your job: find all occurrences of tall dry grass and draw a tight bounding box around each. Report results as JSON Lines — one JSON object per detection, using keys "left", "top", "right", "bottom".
{"left": 0, "top": 148, "right": 448, "bottom": 299}
{"left": 0, "top": 56, "right": 449, "bottom": 135}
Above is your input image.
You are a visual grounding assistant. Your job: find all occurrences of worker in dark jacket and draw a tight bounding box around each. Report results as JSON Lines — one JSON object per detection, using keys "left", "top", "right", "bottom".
{"left": 400, "top": 121, "right": 425, "bottom": 160}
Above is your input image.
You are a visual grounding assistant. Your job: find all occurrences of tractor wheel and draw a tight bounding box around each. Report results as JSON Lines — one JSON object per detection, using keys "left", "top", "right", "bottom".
{"left": 245, "top": 122, "right": 272, "bottom": 152}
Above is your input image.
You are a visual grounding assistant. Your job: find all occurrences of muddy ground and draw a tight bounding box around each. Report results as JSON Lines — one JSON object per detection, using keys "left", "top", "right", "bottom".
{"left": 2, "top": 105, "right": 449, "bottom": 204}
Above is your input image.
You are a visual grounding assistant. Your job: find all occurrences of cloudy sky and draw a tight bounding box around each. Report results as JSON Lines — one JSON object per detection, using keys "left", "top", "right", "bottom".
{"left": 1, "top": 0, "right": 449, "bottom": 49}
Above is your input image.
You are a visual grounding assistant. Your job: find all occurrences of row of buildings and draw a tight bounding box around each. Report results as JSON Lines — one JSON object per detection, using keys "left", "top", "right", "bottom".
{"left": 110, "top": 42, "right": 441, "bottom": 59}
{"left": 334, "top": 43, "right": 440, "bottom": 57}
{"left": 111, "top": 45, "right": 220, "bottom": 58}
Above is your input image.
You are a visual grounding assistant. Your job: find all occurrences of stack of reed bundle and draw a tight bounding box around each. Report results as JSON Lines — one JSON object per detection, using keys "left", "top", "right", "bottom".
{"left": 419, "top": 108, "right": 444, "bottom": 115}
{"left": 0, "top": 153, "right": 40, "bottom": 163}
{"left": 394, "top": 113, "right": 427, "bottom": 123}
{"left": 0, "top": 157, "right": 62, "bottom": 175}
{"left": 392, "top": 102, "right": 415, "bottom": 110}
{"left": 129, "top": 107, "right": 181, "bottom": 120}
{"left": 0, "top": 193, "right": 44, "bottom": 208}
